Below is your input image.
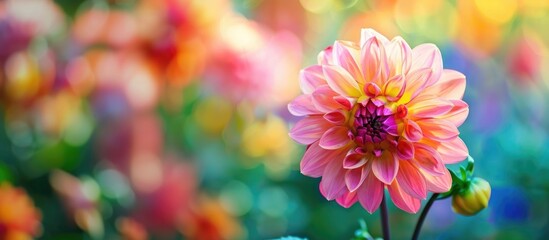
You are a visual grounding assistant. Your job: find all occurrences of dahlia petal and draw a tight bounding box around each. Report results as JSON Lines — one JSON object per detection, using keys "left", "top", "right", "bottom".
{"left": 387, "top": 36, "right": 412, "bottom": 76}
{"left": 416, "top": 118, "right": 459, "bottom": 141}
{"left": 336, "top": 191, "right": 358, "bottom": 208}
{"left": 439, "top": 100, "right": 469, "bottom": 127}
{"left": 288, "top": 94, "right": 322, "bottom": 116}
{"left": 343, "top": 151, "right": 368, "bottom": 169}
{"left": 437, "top": 137, "right": 469, "bottom": 164}
{"left": 397, "top": 139, "right": 414, "bottom": 160}
{"left": 413, "top": 144, "right": 446, "bottom": 175}
{"left": 403, "top": 120, "right": 423, "bottom": 142}
{"left": 318, "top": 45, "right": 334, "bottom": 65}
{"left": 411, "top": 43, "right": 443, "bottom": 88}
{"left": 398, "top": 68, "right": 433, "bottom": 104}
{"left": 319, "top": 126, "right": 351, "bottom": 150}
{"left": 289, "top": 116, "right": 331, "bottom": 145}
{"left": 364, "top": 82, "right": 381, "bottom": 98}
{"left": 312, "top": 86, "right": 343, "bottom": 113}
{"left": 320, "top": 156, "right": 348, "bottom": 200}
{"left": 421, "top": 167, "right": 452, "bottom": 193}
{"left": 333, "top": 41, "right": 364, "bottom": 84}
{"left": 333, "top": 96, "right": 354, "bottom": 110}
{"left": 299, "top": 65, "right": 327, "bottom": 94}
{"left": 357, "top": 173, "right": 384, "bottom": 213}
{"left": 324, "top": 110, "right": 347, "bottom": 125}
{"left": 301, "top": 141, "right": 348, "bottom": 177}
{"left": 387, "top": 180, "right": 421, "bottom": 213}
{"left": 408, "top": 98, "right": 454, "bottom": 119}
{"left": 360, "top": 28, "right": 390, "bottom": 46}
{"left": 361, "top": 36, "right": 389, "bottom": 86}
{"left": 396, "top": 161, "right": 427, "bottom": 199}
{"left": 423, "top": 69, "right": 466, "bottom": 100}
{"left": 371, "top": 151, "right": 399, "bottom": 184}
{"left": 383, "top": 74, "right": 406, "bottom": 102}
{"left": 322, "top": 65, "right": 362, "bottom": 97}
{"left": 345, "top": 167, "right": 368, "bottom": 192}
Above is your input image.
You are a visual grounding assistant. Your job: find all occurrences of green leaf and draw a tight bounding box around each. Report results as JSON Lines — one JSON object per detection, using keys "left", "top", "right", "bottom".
{"left": 460, "top": 166, "right": 467, "bottom": 181}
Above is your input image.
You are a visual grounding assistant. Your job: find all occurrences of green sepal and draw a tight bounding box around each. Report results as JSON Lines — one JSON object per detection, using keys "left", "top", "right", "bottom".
{"left": 466, "top": 156, "right": 475, "bottom": 174}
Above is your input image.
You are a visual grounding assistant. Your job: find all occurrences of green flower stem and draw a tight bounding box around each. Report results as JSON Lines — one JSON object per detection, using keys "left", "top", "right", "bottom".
{"left": 411, "top": 193, "right": 440, "bottom": 240}
{"left": 380, "top": 192, "right": 390, "bottom": 240}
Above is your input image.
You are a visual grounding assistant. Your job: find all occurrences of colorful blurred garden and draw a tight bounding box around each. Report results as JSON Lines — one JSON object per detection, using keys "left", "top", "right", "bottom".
{"left": 1, "top": 0, "right": 549, "bottom": 239}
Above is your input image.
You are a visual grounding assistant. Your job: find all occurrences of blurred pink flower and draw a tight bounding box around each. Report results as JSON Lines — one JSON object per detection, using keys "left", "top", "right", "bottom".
{"left": 507, "top": 33, "right": 542, "bottom": 85}
{"left": 132, "top": 159, "right": 196, "bottom": 235}
{"left": 72, "top": 9, "right": 138, "bottom": 49}
{"left": 289, "top": 29, "right": 469, "bottom": 213}
{"left": 97, "top": 113, "right": 164, "bottom": 187}
{"left": 204, "top": 15, "right": 302, "bottom": 108}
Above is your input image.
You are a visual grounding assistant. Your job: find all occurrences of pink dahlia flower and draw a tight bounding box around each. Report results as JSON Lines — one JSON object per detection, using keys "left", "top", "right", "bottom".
{"left": 289, "top": 29, "right": 469, "bottom": 213}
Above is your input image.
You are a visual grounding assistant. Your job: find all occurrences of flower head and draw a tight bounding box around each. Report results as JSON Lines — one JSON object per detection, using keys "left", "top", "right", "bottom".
{"left": 452, "top": 177, "right": 491, "bottom": 216}
{"left": 289, "top": 29, "right": 469, "bottom": 213}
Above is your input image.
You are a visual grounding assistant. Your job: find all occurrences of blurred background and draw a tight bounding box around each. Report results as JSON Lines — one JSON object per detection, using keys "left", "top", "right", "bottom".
{"left": 0, "top": 0, "right": 548, "bottom": 239}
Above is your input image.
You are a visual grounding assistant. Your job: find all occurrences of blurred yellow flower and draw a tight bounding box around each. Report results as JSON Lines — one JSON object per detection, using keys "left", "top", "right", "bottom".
{"left": 2, "top": 51, "right": 54, "bottom": 105}
{"left": 193, "top": 96, "right": 234, "bottom": 135}
{"left": 241, "top": 114, "right": 298, "bottom": 178}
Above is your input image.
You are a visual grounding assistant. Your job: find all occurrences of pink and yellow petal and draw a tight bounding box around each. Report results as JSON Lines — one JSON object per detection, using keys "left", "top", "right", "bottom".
{"left": 360, "top": 28, "right": 390, "bottom": 47}
{"left": 288, "top": 94, "right": 322, "bottom": 116}
{"left": 320, "top": 157, "right": 348, "bottom": 200}
{"left": 403, "top": 119, "right": 423, "bottom": 142}
{"left": 345, "top": 167, "right": 368, "bottom": 192}
{"left": 383, "top": 74, "right": 406, "bottom": 102}
{"left": 408, "top": 98, "right": 454, "bottom": 119}
{"left": 437, "top": 137, "right": 469, "bottom": 164}
{"left": 319, "top": 126, "right": 352, "bottom": 150}
{"left": 318, "top": 46, "right": 334, "bottom": 65}
{"left": 398, "top": 68, "right": 434, "bottom": 104}
{"left": 421, "top": 167, "right": 452, "bottom": 193}
{"left": 301, "top": 141, "right": 348, "bottom": 177}
{"left": 322, "top": 65, "right": 362, "bottom": 98}
{"left": 371, "top": 151, "right": 399, "bottom": 184}
{"left": 388, "top": 180, "right": 421, "bottom": 213}
{"left": 386, "top": 36, "right": 412, "bottom": 77}
{"left": 343, "top": 150, "right": 369, "bottom": 169}
{"left": 289, "top": 116, "right": 332, "bottom": 145}
{"left": 413, "top": 143, "right": 446, "bottom": 176}
{"left": 299, "top": 65, "right": 327, "bottom": 94}
{"left": 361, "top": 36, "right": 389, "bottom": 86}
{"left": 312, "top": 86, "right": 346, "bottom": 113}
{"left": 333, "top": 41, "right": 364, "bottom": 84}
{"left": 357, "top": 173, "right": 384, "bottom": 213}
{"left": 336, "top": 191, "right": 358, "bottom": 208}
{"left": 396, "top": 161, "right": 427, "bottom": 199}
{"left": 416, "top": 118, "right": 459, "bottom": 141}
{"left": 438, "top": 100, "right": 469, "bottom": 127}
{"left": 410, "top": 44, "right": 443, "bottom": 88}
{"left": 423, "top": 69, "right": 466, "bottom": 100}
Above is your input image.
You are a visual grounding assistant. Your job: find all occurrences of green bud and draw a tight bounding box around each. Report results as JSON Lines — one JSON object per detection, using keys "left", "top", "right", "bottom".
{"left": 452, "top": 177, "right": 491, "bottom": 216}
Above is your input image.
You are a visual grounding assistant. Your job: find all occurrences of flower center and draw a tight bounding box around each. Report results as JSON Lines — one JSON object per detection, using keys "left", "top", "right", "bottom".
{"left": 352, "top": 100, "right": 397, "bottom": 145}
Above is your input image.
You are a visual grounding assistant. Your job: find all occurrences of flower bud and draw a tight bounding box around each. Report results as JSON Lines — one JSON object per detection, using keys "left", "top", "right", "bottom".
{"left": 452, "top": 177, "right": 491, "bottom": 216}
